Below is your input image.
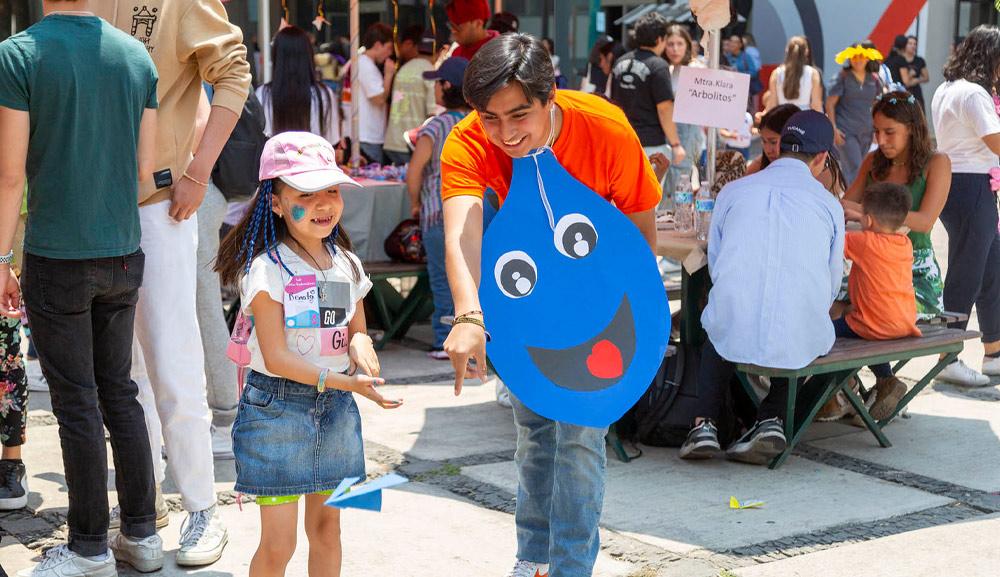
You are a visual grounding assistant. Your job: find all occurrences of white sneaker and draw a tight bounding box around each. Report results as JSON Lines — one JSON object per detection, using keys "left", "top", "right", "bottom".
{"left": 109, "top": 533, "right": 164, "bottom": 573}
{"left": 24, "top": 359, "right": 47, "bottom": 392}
{"left": 210, "top": 423, "right": 235, "bottom": 460}
{"left": 176, "top": 505, "right": 228, "bottom": 566}
{"left": 16, "top": 544, "right": 116, "bottom": 577}
{"left": 505, "top": 559, "right": 549, "bottom": 577}
{"left": 494, "top": 378, "right": 513, "bottom": 409}
{"left": 936, "top": 360, "right": 991, "bottom": 387}
{"left": 109, "top": 484, "right": 169, "bottom": 535}
{"left": 982, "top": 356, "right": 1000, "bottom": 376}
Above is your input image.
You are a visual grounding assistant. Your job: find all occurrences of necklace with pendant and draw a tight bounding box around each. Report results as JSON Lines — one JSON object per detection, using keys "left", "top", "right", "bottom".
{"left": 291, "top": 239, "right": 330, "bottom": 300}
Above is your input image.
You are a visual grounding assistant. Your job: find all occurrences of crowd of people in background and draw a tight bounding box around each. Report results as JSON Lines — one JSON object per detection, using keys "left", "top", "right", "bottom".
{"left": 3, "top": 1, "right": 1000, "bottom": 577}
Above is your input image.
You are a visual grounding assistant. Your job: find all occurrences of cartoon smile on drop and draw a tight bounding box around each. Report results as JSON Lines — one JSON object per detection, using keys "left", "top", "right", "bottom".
{"left": 480, "top": 148, "right": 670, "bottom": 428}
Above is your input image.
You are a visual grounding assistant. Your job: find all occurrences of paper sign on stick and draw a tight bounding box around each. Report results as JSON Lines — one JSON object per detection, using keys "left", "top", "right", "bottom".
{"left": 324, "top": 473, "right": 409, "bottom": 511}
{"left": 673, "top": 66, "right": 751, "bottom": 130}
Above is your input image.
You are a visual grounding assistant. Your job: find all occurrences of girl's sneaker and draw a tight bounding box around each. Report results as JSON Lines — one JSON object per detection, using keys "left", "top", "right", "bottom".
{"left": 0, "top": 460, "right": 28, "bottom": 510}
{"left": 427, "top": 349, "right": 449, "bottom": 360}
{"left": 505, "top": 559, "right": 549, "bottom": 577}
{"left": 16, "top": 544, "right": 115, "bottom": 577}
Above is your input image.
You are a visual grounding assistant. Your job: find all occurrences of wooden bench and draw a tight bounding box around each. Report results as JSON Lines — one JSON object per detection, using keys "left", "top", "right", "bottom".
{"left": 736, "top": 324, "right": 981, "bottom": 469}
{"left": 364, "top": 261, "right": 434, "bottom": 350}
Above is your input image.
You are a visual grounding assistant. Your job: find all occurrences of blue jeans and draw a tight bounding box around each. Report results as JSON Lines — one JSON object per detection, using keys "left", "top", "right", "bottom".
{"left": 421, "top": 220, "right": 453, "bottom": 348}
{"left": 511, "top": 394, "right": 607, "bottom": 577}
{"left": 360, "top": 142, "right": 385, "bottom": 165}
{"left": 832, "top": 317, "right": 892, "bottom": 378}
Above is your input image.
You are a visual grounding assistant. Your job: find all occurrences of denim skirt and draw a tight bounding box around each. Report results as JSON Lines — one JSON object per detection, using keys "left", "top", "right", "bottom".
{"left": 232, "top": 370, "right": 366, "bottom": 496}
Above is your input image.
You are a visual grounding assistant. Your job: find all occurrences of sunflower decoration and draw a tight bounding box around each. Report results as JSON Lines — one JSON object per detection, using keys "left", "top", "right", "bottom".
{"left": 835, "top": 45, "right": 883, "bottom": 65}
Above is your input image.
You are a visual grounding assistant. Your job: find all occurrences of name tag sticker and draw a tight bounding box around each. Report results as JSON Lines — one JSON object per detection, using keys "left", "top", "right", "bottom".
{"left": 321, "top": 327, "right": 349, "bottom": 356}
{"left": 284, "top": 275, "right": 320, "bottom": 328}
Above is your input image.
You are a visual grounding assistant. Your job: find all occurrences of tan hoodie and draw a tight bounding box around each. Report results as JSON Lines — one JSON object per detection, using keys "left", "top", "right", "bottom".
{"left": 95, "top": 0, "right": 251, "bottom": 205}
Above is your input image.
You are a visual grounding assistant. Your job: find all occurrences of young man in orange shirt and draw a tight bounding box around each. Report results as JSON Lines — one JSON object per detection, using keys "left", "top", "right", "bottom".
{"left": 440, "top": 34, "right": 660, "bottom": 577}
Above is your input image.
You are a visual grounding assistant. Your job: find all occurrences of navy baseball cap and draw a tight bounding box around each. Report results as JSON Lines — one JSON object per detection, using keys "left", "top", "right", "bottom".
{"left": 418, "top": 31, "right": 436, "bottom": 55}
{"left": 423, "top": 57, "right": 470, "bottom": 88}
{"left": 780, "top": 110, "right": 839, "bottom": 159}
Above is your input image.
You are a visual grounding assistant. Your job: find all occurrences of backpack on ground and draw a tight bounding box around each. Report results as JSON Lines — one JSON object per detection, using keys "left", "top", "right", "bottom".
{"left": 617, "top": 341, "right": 751, "bottom": 451}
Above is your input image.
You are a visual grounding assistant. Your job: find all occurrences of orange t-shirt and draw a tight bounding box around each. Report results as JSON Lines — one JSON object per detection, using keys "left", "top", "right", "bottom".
{"left": 845, "top": 231, "right": 922, "bottom": 341}
{"left": 440, "top": 90, "right": 661, "bottom": 215}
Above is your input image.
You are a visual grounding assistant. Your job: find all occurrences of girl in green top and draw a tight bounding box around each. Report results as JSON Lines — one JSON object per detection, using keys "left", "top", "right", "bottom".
{"left": 842, "top": 90, "right": 951, "bottom": 320}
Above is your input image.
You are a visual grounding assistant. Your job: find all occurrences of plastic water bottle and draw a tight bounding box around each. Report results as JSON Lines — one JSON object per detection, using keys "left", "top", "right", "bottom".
{"left": 695, "top": 181, "right": 714, "bottom": 242}
{"left": 673, "top": 174, "right": 695, "bottom": 234}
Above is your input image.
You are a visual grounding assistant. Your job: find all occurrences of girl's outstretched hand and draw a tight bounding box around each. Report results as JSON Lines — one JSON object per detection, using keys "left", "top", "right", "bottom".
{"left": 347, "top": 374, "right": 402, "bottom": 409}
{"left": 348, "top": 333, "right": 380, "bottom": 378}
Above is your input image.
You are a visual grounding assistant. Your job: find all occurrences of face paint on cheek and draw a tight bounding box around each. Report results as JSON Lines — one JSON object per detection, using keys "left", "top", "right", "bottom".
{"left": 291, "top": 206, "right": 306, "bottom": 222}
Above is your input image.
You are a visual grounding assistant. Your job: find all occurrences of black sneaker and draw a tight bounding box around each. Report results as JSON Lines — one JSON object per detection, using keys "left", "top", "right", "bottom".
{"left": 0, "top": 460, "right": 28, "bottom": 510}
{"left": 679, "top": 420, "right": 721, "bottom": 460}
{"left": 725, "top": 417, "right": 787, "bottom": 466}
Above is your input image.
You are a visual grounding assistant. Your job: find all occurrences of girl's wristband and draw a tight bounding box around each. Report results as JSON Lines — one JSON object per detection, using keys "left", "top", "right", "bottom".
{"left": 317, "top": 368, "right": 330, "bottom": 392}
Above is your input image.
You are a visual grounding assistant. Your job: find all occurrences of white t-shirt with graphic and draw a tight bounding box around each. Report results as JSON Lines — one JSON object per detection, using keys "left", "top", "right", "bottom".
{"left": 241, "top": 243, "right": 373, "bottom": 377}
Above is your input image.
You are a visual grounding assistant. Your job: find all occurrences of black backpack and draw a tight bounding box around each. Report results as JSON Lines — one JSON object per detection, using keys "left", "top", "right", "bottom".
{"left": 617, "top": 342, "right": 751, "bottom": 451}
{"left": 212, "top": 86, "right": 267, "bottom": 202}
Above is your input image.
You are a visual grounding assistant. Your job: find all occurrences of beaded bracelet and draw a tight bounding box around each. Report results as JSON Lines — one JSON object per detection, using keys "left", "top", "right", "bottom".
{"left": 317, "top": 368, "right": 330, "bottom": 392}
{"left": 452, "top": 315, "right": 491, "bottom": 342}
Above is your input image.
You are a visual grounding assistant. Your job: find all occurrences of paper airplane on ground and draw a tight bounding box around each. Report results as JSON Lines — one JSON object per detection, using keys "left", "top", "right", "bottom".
{"left": 324, "top": 473, "right": 409, "bottom": 511}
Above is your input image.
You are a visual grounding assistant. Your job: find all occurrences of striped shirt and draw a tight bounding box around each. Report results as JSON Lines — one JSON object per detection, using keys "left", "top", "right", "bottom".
{"left": 702, "top": 158, "right": 845, "bottom": 370}
{"left": 418, "top": 110, "right": 468, "bottom": 227}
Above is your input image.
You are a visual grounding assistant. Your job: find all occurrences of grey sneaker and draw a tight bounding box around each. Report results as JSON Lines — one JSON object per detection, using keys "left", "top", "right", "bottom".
{"left": 176, "top": 505, "right": 228, "bottom": 566}
{"left": 679, "top": 420, "right": 721, "bottom": 460}
{"left": 109, "top": 533, "right": 164, "bottom": 573}
{"left": 726, "top": 417, "right": 787, "bottom": 466}
{"left": 0, "top": 460, "right": 28, "bottom": 510}
{"left": 16, "top": 544, "right": 115, "bottom": 577}
{"left": 109, "top": 484, "right": 169, "bottom": 535}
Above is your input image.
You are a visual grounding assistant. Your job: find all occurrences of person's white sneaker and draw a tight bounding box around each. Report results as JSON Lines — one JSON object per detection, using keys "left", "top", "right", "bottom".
{"left": 24, "top": 359, "right": 47, "bottom": 392}
{"left": 109, "top": 533, "right": 164, "bottom": 573}
{"left": 982, "top": 355, "right": 1000, "bottom": 376}
{"left": 505, "top": 559, "right": 549, "bottom": 577}
{"left": 494, "top": 377, "right": 513, "bottom": 408}
{"left": 210, "top": 423, "right": 235, "bottom": 460}
{"left": 176, "top": 505, "right": 228, "bottom": 566}
{"left": 109, "top": 484, "right": 169, "bottom": 535}
{"left": 16, "top": 544, "right": 116, "bottom": 577}
{"left": 936, "top": 359, "right": 991, "bottom": 387}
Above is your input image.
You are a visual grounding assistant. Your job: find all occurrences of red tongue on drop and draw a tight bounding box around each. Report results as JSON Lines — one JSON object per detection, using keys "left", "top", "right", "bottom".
{"left": 586, "top": 340, "right": 624, "bottom": 379}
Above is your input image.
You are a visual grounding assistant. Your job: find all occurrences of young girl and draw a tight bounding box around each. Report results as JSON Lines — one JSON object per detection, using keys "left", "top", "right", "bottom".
{"left": 216, "top": 131, "right": 402, "bottom": 577}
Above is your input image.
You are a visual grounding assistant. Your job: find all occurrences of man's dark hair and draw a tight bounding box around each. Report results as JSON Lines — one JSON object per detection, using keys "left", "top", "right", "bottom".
{"left": 440, "top": 80, "right": 470, "bottom": 109}
{"left": 943, "top": 25, "right": 1000, "bottom": 93}
{"left": 778, "top": 149, "right": 819, "bottom": 164}
{"left": 399, "top": 25, "right": 424, "bottom": 46}
{"left": 862, "top": 182, "right": 911, "bottom": 230}
{"left": 633, "top": 12, "right": 669, "bottom": 48}
{"left": 363, "top": 22, "right": 393, "bottom": 49}
{"left": 489, "top": 12, "right": 520, "bottom": 34}
{"left": 463, "top": 34, "right": 555, "bottom": 111}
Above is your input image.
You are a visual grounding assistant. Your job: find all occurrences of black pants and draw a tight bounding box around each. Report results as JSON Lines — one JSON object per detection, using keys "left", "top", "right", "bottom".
{"left": 22, "top": 251, "right": 155, "bottom": 556}
{"left": 695, "top": 339, "right": 794, "bottom": 423}
{"left": 939, "top": 173, "right": 1000, "bottom": 342}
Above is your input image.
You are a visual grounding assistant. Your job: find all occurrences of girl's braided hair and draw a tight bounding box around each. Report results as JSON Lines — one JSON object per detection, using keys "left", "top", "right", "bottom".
{"left": 215, "top": 179, "right": 359, "bottom": 288}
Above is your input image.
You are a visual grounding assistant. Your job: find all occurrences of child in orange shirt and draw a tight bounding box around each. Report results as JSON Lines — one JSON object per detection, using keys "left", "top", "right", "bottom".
{"left": 833, "top": 182, "right": 921, "bottom": 420}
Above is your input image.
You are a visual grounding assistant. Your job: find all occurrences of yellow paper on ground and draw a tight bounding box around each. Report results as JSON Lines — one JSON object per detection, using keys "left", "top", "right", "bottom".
{"left": 730, "top": 496, "right": 764, "bottom": 509}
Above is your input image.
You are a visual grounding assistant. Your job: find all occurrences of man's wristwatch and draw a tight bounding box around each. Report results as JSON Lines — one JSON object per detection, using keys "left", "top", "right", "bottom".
{"left": 0, "top": 251, "right": 13, "bottom": 265}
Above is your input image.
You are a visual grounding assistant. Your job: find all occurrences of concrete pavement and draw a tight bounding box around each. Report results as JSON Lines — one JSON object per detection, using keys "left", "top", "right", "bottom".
{"left": 2, "top": 223, "right": 999, "bottom": 577}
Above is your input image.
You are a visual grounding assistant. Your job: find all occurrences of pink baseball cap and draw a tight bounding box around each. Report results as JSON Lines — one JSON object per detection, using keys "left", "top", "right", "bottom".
{"left": 259, "top": 131, "right": 360, "bottom": 193}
